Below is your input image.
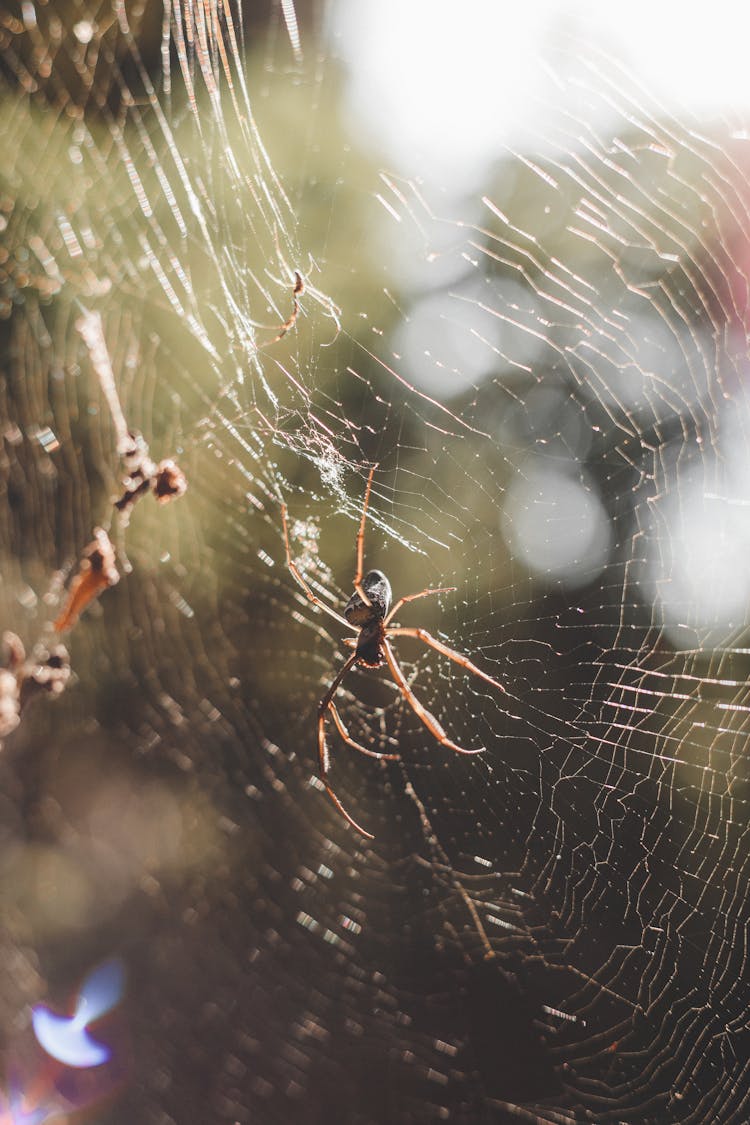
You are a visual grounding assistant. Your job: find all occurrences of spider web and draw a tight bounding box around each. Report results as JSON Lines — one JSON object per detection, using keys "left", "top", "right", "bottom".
{"left": 2, "top": 2, "right": 750, "bottom": 1123}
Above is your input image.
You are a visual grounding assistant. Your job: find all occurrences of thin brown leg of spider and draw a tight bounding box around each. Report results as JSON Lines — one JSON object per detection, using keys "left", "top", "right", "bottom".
{"left": 387, "top": 627, "right": 506, "bottom": 693}
{"left": 384, "top": 587, "right": 457, "bottom": 627}
{"left": 382, "top": 638, "right": 484, "bottom": 755}
{"left": 329, "top": 702, "right": 400, "bottom": 761}
{"left": 260, "top": 271, "right": 305, "bottom": 348}
{"left": 281, "top": 503, "right": 352, "bottom": 629}
{"left": 353, "top": 465, "right": 378, "bottom": 607}
{"left": 317, "top": 652, "right": 375, "bottom": 839}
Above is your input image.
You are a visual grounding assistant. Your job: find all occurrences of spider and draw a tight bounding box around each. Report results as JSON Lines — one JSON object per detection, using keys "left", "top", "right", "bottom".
{"left": 281, "top": 467, "right": 505, "bottom": 840}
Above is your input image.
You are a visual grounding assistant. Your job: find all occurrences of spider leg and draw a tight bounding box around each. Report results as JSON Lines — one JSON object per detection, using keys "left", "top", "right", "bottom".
{"left": 259, "top": 271, "right": 305, "bottom": 349}
{"left": 353, "top": 465, "right": 377, "bottom": 607}
{"left": 386, "top": 627, "right": 506, "bottom": 694}
{"left": 329, "top": 703, "right": 400, "bottom": 761}
{"left": 281, "top": 503, "right": 352, "bottom": 629}
{"left": 382, "top": 638, "right": 484, "bottom": 755}
{"left": 384, "top": 587, "right": 456, "bottom": 627}
{"left": 317, "top": 652, "right": 375, "bottom": 839}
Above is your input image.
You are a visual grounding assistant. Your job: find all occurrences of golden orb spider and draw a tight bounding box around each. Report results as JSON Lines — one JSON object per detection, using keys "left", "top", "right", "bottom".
{"left": 281, "top": 467, "right": 504, "bottom": 839}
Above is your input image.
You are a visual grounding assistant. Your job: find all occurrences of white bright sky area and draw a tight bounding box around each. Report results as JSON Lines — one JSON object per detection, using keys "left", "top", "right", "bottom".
{"left": 332, "top": 0, "right": 750, "bottom": 193}
{"left": 325, "top": 0, "right": 750, "bottom": 634}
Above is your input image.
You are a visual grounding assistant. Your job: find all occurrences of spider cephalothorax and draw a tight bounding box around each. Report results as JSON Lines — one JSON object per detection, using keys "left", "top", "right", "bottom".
{"left": 282, "top": 467, "right": 505, "bottom": 839}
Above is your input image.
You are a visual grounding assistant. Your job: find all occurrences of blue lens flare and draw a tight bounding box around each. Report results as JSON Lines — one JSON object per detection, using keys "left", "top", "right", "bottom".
{"left": 0, "top": 1096, "right": 52, "bottom": 1125}
{"left": 30, "top": 1010, "right": 110, "bottom": 1070}
{"left": 1, "top": 1071, "right": 58, "bottom": 1125}
{"left": 31, "top": 958, "right": 125, "bottom": 1069}
{"left": 73, "top": 959, "right": 125, "bottom": 1024}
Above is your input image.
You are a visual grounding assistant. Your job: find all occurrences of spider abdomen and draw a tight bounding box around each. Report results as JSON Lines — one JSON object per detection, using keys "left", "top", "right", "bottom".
{"left": 344, "top": 569, "right": 392, "bottom": 626}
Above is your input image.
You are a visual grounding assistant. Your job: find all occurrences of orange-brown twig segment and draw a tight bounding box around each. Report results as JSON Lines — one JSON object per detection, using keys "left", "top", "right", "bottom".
{"left": 54, "top": 528, "right": 120, "bottom": 634}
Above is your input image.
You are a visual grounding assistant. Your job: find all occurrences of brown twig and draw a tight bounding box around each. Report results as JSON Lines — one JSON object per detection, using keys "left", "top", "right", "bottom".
{"left": 0, "top": 631, "right": 71, "bottom": 746}
{"left": 76, "top": 310, "right": 188, "bottom": 525}
{"left": 53, "top": 528, "right": 120, "bottom": 634}
{"left": 260, "top": 270, "right": 305, "bottom": 348}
